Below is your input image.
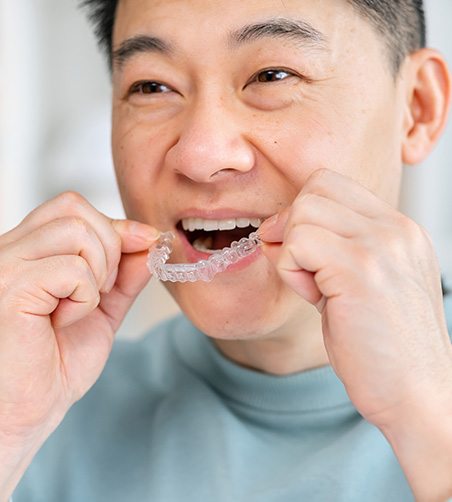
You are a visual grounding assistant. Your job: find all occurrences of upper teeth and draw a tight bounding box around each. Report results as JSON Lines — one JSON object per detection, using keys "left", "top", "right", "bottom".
{"left": 181, "top": 217, "right": 262, "bottom": 232}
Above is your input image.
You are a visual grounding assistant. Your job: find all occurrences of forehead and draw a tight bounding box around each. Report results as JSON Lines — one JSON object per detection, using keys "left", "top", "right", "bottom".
{"left": 113, "top": 0, "right": 374, "bottom": 53}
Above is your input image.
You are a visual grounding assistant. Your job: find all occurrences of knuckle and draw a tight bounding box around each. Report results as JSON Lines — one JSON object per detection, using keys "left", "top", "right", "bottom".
{"left": 380, "top": 226, "right": 404, "bottom": 251}
{"left": 291, "top": 194, "right": 318, "bottom": 224}
{"left": 63, "top": 216, "right": 92, "bottom": 237}
{"left": 299, "top": 170, "right": 331, "bottom": 200}
{"left": 56, "top": 191, "right": 88, "bottom": 211}
{"left": 51, "top": 255, "right": 98, "bottom": 292}
{"left": 417, "top": 224, "right": 434, "bottom": 248}
{"left": 68, "top": 255, "right": 94, "bottom": 279}
{"left": 404, "top": 218, "right": 428, "bottom": 244}
{"left": 285, "top": 224, "right": 309, "bottom": 252}
{"left": 295, "top": 192, "right": 320, "bottom": 212}
{"left": 394, "top": 213, "right": 418, "bottom": 235}
{"left": 353, "top": 246, "right": 384, "bottom": 286}
{"left": 307, "top": 168, "right": 329, "bottom": 188}
{"left": 381, "top": 215, "right": 425, "bottom": 253}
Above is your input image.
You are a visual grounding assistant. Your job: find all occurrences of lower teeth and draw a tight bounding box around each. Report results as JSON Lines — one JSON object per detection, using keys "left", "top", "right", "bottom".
{"left": 192, "top": 236, "right": 217, "bottom": 254}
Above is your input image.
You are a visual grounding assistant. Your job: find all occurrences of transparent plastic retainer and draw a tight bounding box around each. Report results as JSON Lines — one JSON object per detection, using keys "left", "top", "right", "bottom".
{"left": 147, "top": 231, "right": 262, "bottom": 283}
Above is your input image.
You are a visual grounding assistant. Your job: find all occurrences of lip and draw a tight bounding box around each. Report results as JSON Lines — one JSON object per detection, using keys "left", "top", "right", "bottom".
{"left": 167, "top": 207, "right": 271, "bottom": 277}
{"left": 175, "top": 227, "right": 262, "bottom": 274}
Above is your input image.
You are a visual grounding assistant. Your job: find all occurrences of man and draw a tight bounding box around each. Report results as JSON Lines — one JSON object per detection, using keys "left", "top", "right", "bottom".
{"left": 1, "top": 0, "right": 451, "bottom": 500}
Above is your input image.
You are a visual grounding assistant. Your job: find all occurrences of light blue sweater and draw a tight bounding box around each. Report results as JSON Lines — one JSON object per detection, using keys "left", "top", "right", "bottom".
{"left": 12, "top": 294, "right": 452, "bottom": 502}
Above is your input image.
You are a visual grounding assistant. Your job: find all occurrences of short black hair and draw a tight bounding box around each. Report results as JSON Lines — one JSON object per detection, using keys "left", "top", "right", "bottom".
{"left": 80, "top": 0, "right": 426, "bottom": 74}
{"left": 348, "top": 0, "right": 426, "bottom": 72}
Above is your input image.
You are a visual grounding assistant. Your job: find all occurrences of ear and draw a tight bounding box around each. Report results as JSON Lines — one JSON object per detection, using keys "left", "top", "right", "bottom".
{"left": 401, "top": 48, "right": 451, "bottom": 165}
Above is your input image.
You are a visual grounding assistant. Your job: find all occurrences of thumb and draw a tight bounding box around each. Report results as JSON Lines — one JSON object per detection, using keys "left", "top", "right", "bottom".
{"left": 111, "top": 219, "right": 161, "bottom": 253}
{"left": 258, "top": 208, "right": 290, "bottom": 243}
{"left": 98, "top": 248, "right": 153, "bottom": 333}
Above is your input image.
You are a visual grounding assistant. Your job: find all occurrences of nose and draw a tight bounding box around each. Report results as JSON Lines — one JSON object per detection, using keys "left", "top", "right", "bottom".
{"left": 165, "top": 98, "right": 255, "bottom": 183}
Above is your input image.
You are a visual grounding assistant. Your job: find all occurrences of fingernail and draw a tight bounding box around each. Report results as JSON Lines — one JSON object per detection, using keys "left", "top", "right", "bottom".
{"left": 258, "top": 213, "right": 280, "bottom": 236}
{"left": 130, "top": 222, "right": 161, "bottom": 242}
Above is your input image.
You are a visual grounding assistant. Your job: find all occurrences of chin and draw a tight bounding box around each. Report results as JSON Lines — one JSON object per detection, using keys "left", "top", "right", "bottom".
{"left": 165, "top": 260, "right": 304, "bottom": 341}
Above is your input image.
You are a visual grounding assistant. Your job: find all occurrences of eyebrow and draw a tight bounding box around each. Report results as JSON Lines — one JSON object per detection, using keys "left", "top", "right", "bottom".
{"left": 112, "top": 18, "right": 328, "bottom": 70}
{"left": 112, "top": 35, "right": 173, "bottom": 69}
{"left": 230, "top": 18, "right": 328, "bottom": 50}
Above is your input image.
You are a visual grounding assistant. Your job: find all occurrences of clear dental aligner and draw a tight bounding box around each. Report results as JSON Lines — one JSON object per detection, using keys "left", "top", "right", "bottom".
{"left": 147, "top": 231, "right": 262, "bottom": 283}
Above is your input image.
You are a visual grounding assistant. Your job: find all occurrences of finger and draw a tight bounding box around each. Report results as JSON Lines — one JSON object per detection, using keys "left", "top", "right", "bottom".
{"left": 13, "top": 255, "right": 100, "bottom": 329}
{"left": 300, "top": 168, "right": 389, "bottom": 218}
{"left": 258, "top": 208, "right": 290, "bottom": 243}
{"left": 10, "top": 217, "right": 109, "bottom": 293}
{"left": 0, "top": 193, "right": 122, "bottom": 280}
{"left": 262, "top": 231, "right": 323, "bottom": 306}
{"left": 281, "top": 268, "right": 324, "bottom": 309}
{"left": 0, "top": 192, "right": 159, "bottom": 284}
{"left": 287, "top": 193, "right": 370, "bottom": 239}
{"left": 278, "top": 224, "right": 355, "bottom": 301}
{"left": 259, "top": 168, "right": 387, "bottom": 242}
{"left": 261, "top": 240, "right": 324, "bottom": 308}
{"left": 261, "top": 242, "right": 283, "bottom": 265}
{"left": 262, "top": 238, "right": 324, "bottom": 307}
{"left": 98, "top": 250, "right": 152, "bottom": 332}
{"left": 102, "top": 220, "right": 160, "bottom": 292}
{"left": 259, "top": 192, "right": 372, "bottom": 243}
{"left": 260, "top": 237, "right": 326, "bottom": 310}
{"left": 110, "top": 219, "right": 161, "bottom": 254}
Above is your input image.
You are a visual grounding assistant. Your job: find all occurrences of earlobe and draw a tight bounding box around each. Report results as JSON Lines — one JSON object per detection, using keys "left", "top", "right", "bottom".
{"left": 402, "top": 49, "right": 451, "bottom": 165}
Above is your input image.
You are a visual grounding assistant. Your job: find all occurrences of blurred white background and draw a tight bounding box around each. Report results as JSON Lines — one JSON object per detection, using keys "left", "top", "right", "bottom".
{"left": 0, "top": 0, "right": 451, "bottom": 338}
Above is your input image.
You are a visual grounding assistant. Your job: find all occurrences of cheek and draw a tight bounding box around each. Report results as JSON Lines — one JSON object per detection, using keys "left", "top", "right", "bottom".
{"left": 250, "top": 109, "right": 343, "bottom": 189}
{"left": 335, "top": 97, "right": 404, "bottom": 202}
{"left": 113, "top": 123, "right": 159, "bottom": 176}
{"left": 112, "top": 103, "right": 177, "bottom": 174}
{"left": 112, "top": 114, "right": 172, "bottom": 213}
{"left": 112, "top": 138, "right": 145, "bottom": 212}
{"left": 256, "top": 93, "right": 401, "bottom": 202}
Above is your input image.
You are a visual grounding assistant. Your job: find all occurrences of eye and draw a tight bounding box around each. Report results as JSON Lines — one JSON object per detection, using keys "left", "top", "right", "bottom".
{"left": 256, "top": 69, "right": 293, "bottom": 83}
{"left": 129, "top": 81, "right": 172, "bottom": 95}
{"left": 243, "top": 66, "right": 308, "bottom": 111}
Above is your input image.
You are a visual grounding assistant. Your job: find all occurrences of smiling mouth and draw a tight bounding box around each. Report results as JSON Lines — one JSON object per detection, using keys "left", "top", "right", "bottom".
{"left": 177, "top": 217, "right": 263, "bottom": 253}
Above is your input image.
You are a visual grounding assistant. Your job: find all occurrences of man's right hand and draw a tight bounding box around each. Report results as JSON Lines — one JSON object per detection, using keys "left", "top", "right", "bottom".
{"left": 0, "top": 192, "right": 160, "bottom": 499}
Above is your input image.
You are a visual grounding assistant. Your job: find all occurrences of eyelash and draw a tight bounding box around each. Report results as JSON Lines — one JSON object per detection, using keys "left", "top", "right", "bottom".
{"left": 128, "top": 81, "right": 172, "bottom": 95}
{"left": 248, "top": 67, "right": 300, "bottom": 85}
{"left": 127, "top": 67, "right": 302, "bottom": 97}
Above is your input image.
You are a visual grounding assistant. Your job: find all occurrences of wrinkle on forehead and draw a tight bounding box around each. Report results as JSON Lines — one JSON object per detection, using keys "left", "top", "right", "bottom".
{"left": 113, "top": 0, "right": 389, "bottom": 84}
{"left": 114, "top": 0, "right": 352, "bottom": 46}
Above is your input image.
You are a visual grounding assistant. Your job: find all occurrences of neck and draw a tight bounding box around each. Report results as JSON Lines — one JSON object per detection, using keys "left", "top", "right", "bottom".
{"left": 212, "top": 306, "right": 329, "bottom": 376}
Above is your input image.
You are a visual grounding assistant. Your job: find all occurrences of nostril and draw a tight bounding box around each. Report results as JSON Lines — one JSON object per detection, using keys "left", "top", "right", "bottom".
{"left": 166, "top": 127, "right": 256, "bottom": 182}
{"left": 174, "top": 166, "right": 241, "bottom": 184}
{"left": 209, "top": 168, "right": 239, "bottom": 178}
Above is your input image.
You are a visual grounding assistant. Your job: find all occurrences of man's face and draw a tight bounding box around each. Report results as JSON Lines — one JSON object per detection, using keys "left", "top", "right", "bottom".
{"left": 111, "top": 0, "right": 407, "bottom": 340}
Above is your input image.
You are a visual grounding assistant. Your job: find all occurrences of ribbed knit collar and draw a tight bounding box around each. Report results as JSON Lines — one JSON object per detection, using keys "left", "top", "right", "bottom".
{"left": 171, "top": 315, "right": 353, "bottom": 414}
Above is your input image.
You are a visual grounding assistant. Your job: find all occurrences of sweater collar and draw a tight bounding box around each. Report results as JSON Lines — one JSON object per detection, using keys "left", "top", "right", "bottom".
{"left": 171, "top": 315, "right": 354, "bottom": 414}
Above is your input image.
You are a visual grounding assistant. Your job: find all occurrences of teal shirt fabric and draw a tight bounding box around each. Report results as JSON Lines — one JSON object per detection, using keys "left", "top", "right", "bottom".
{"left": 13, "top": 296, "right": 452, "bottom": 502}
